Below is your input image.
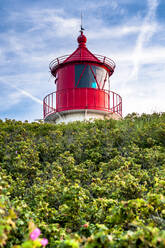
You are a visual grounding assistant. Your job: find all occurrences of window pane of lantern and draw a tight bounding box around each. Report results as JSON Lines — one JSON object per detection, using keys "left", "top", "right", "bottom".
{"left": 75, "top": 64, "right": 97, "bottom": 88}
{"left": 92, "top": 66, "right": 107, "bottom": 88}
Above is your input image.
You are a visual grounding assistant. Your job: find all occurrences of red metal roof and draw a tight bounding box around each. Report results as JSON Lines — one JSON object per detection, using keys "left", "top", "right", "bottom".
{"left": 49, "top": 31, "right": 116, "bottom": 76}
{"left": 64, "top": 32, "right": 101, "bottom": 63}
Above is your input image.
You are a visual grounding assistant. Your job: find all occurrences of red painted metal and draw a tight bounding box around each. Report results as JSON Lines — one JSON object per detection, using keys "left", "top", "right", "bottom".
{"left": 43, "top": 88, "right": 122, "bottom": 120}
{"left": 43, "top": 31, "right": 122, "bottom": 121}
{"left": 49, "top": 32, "right": 115, "bottom": 78}
{"left": 50, "top": 54, "right": 115, "bottom": 77}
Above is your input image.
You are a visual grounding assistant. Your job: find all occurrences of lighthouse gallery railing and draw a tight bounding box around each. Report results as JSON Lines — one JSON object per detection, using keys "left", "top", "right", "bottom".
{"left": 43, "top": 88, "right": 122, "bottom": 119}
{"left": 49, "top": 54, "right": 116, "bottom": 72}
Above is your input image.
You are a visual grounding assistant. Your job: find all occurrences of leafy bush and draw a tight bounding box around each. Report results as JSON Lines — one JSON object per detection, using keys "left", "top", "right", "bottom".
{"left": 0, "top": 113, "right": 165, "bottom": 247}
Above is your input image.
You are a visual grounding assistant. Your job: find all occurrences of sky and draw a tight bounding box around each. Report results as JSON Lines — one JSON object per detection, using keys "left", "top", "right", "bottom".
{"left": 0, "top": 0, "right": 165, "bottom": 121}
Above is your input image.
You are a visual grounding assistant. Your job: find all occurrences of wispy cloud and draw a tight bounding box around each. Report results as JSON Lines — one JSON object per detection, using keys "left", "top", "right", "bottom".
{"left": 0, "top": 0, "right": 164, "bottom": 120}
{"left": 130, "top": 0, "right": 159, "bottom": 79}
{"left": 88, "top": 24, "right": 158, "bottom": 40}
{"left": 13, "top": 86, "right": 43, "bottom": 105}
{"left": 0, "top": 80, "right": 42, "bottom": 105}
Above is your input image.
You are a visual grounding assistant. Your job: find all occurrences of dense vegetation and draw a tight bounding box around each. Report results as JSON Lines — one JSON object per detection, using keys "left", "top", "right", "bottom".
{"left": 0, "top": 113, "right": 165, "bottom": 247}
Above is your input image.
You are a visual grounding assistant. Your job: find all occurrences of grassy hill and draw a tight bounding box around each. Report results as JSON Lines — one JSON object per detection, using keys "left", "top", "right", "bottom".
{"left": 0, "top": 113, "right": 165, "bottom": 247}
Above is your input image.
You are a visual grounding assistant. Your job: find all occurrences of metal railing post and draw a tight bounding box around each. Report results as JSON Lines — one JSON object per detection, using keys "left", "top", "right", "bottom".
{"left": 43, "top": 89, "right": 122, "bottom": 119}
{"left": 113, "top": 92, "right": 115, "bottom": 113}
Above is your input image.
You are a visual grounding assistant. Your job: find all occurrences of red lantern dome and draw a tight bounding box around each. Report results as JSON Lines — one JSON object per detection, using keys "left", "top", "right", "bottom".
{"left": 43, "top": 30, "right": 122, "bottom": 123}
{"left": 77, "top": 32, "right": 87, "bottom": 45}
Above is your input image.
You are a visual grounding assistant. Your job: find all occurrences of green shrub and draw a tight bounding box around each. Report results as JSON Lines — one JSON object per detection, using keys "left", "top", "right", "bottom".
{"left": 0, "top": 113, "right": 164, "bottom": 247}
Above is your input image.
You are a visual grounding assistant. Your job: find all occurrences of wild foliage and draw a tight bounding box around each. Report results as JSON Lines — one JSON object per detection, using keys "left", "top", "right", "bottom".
{"left": 0, "top": 113, "right": 165, "bottom": 247}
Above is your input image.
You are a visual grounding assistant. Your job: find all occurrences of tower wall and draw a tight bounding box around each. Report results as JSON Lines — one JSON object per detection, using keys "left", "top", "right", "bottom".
{"left": 44, "top": 109, "right": 121, "bottom": 124}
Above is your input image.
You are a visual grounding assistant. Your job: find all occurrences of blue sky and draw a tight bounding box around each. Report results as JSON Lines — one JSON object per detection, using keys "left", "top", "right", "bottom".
{"left": 0, "top": 0, "right": 164, "bottom": 121}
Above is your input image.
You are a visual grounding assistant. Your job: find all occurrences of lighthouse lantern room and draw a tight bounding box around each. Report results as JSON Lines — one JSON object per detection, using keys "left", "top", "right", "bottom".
{"left": 43, "top": 29, "right": 122, "bottom": 123}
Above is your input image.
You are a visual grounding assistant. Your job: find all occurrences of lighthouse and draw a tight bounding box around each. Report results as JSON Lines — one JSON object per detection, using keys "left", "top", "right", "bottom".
{"left": 43, "top": 28, "right": 122, "bottom": 124}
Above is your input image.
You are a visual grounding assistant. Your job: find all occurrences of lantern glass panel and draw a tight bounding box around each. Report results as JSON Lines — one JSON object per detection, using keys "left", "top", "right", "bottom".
{"left": 75, "top": 64, "right": 96, "bottom": 88}
{"left": 92, "top": 66, "right": 107, "bottom": 89}
{"left": 75, "top": 64, "right": 107, "bottom": 89}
